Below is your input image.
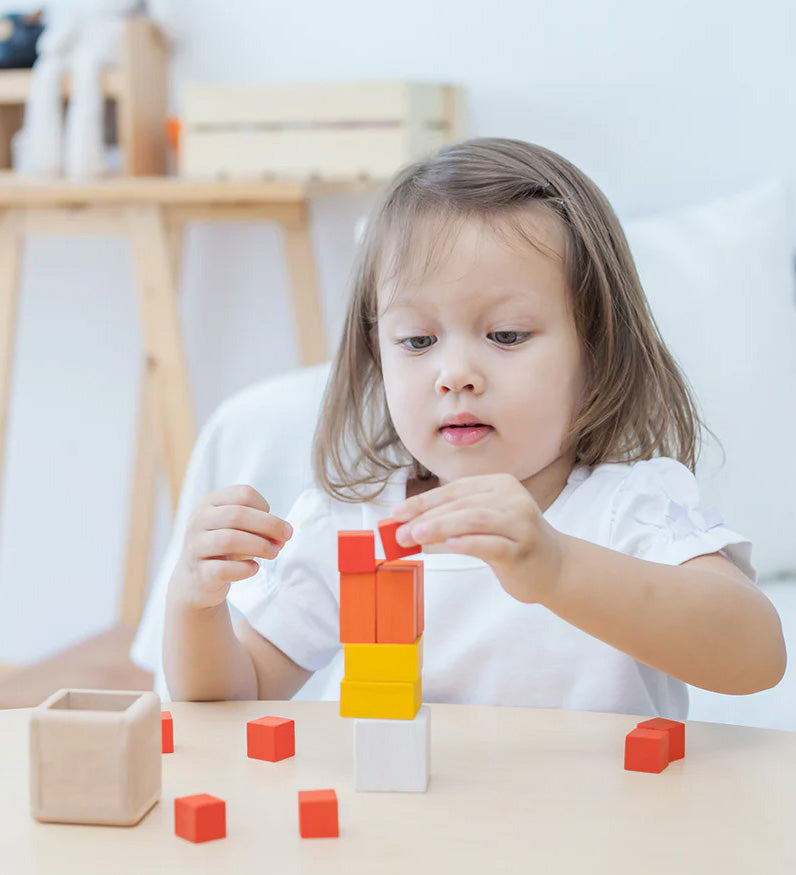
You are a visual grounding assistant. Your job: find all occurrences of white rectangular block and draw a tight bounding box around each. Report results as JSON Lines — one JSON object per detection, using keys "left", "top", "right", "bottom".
{"left": 354, "top": 704, "right": 430, "bottom": 792}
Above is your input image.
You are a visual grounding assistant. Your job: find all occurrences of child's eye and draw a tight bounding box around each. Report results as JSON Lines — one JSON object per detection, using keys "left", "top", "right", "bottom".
{"left": 490, "top": 331, "right": 530, "bottom": 346}
{"left": 399, "top": 336, "right": 436, "bottom": 351}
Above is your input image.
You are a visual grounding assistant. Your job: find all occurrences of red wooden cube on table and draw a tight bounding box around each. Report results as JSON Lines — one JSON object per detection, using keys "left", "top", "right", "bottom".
{"left": 624, "top": 728, "right": 669, "bottom": 773}
{"left": 174, "top": 793, "right": 226, "bottom": 843}
{"left": 338, "top": 530, "right": 376, "bottom": 572}
{"left": 378, "top": 517, "right": 422, "bottom": 560}
{"left": 636, "top": 718, "right": 685, "bottom": 761}
{"left": 161, "top": 710, "right": 173, "bottom": 753}
{"left": 247, "top": 716, "right": 295, "bottom": 761}
{"left": 298, "top": 789, "right": 339, "bottom": 838}
{"left": 376, "top": 559, "right": 423, "bottom": 643}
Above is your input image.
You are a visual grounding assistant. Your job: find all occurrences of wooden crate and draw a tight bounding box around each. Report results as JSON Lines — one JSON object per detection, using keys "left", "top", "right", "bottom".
{"left": 179, "top": 80, "right": 465, "bottom": 180}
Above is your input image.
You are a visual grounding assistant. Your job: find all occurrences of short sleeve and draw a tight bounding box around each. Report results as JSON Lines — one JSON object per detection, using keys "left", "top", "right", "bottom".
{"left": 608, "top": 458, "right": 757, "bottom": 583}
{"left": 227, "top": 487, "right": 341, "bottom": 671}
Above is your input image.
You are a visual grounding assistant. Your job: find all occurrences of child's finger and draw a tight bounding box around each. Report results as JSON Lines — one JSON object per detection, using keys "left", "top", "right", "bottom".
{"left": 201, "top": 558, "right": 260, "bottom": 585}
{"left": 204, "top": 504, "right": 293, "bottom": 546}
{"left": 203, "top": 484, "right": 272, "bottom": 513}
{"left": 196, "top": 529, "right": 283, "bottom": 562}
{"left": 394, "top": 498, "right": 476, "bottom": 545}
{"left": 392, "top": 475, "right": 494, "bottom": 521}
{"left": 396, "top": 506, "right": 494, "bottom": 547}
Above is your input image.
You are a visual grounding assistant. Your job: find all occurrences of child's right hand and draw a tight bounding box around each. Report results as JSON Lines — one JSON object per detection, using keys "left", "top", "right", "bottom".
{"left": 169, "top": 485, "right": 293, "bottom": 610}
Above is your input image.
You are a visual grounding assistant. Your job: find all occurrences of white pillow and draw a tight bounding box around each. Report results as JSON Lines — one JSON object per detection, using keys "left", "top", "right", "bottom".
{"left": 623, "top": 179, "right": 796, "bottom": 579}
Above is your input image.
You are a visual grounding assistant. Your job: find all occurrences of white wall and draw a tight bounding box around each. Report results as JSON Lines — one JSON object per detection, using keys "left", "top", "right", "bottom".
{"left": 1, "top": 0, "right": 795, "bottom": 662}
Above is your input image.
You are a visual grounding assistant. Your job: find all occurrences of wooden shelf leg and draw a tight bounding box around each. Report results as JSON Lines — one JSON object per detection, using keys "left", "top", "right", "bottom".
{"left": 120, "top": 217, "right": 184, "bottom": 625}
{"left": 120, "top": 358, "right": 161, "bottom": 625}
{"left": 0, "top": 209, "right": 24, "bottom": 528}
{"left": 282, "top": 202, "right": 328, "bottom": 367}
{"left": 126, "top": 205, "right": 195, "bottom": 512}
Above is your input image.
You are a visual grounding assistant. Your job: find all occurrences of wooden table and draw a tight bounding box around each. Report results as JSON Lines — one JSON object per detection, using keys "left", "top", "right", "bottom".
{"left": 0, "top": 175, "right": 380, "bottom": 626}
{"left": 2, "top": 700, "right": 794, "bottom": 873}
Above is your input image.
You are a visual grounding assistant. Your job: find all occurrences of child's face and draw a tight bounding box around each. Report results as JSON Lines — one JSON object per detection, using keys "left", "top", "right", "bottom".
{"left": 377, "top": 210, "right": 584, "bottom": 502}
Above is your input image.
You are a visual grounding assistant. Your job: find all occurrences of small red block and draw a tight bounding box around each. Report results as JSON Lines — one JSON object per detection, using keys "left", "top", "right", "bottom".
{"left": 174, "top": 794, "right": 226, "bottom": 843}
{"left": 338, "top": 530, "right": 376, "bottom": 572}
{"left": 161, "top": 711, "right": 173, "bottom": 753}
{"left": 298, "top": 789, "right": 339, "bottom": 838}
{"left": 637, "top": 718, "right": 685, "bottom": 760}
{"left": 624, "top": 728, "right": 669, "bottom": 773}
{"left": 378, "top": 517, "right": 422, "bottom": 560}
{"left": 247, "top": 716, "right": 295, "bottom": 761}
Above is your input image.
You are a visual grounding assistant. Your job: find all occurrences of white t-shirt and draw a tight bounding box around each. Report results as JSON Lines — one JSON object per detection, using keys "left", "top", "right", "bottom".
{"left": 228, "top": 457, "right": 755, "bottom": 720}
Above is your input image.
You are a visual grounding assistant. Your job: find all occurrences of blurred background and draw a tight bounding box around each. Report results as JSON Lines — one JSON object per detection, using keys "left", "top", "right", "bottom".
{"left": 0, "top": 0, "right": 793, "bottom": 728}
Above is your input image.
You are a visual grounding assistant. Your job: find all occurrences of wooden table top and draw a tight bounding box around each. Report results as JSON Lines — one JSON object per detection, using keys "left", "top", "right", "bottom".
{"left": 2, "top": 699, "right": 794, "bottom": 874}
{"left": 0, "top": 174, "right": 383, "bottom": 206}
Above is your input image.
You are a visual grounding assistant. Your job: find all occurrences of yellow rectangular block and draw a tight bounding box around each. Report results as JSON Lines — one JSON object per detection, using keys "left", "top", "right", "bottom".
{"left": 339, "top": 678, "right": 422, "bottom": 720}
{"left": 344, "top": 636, "right": 423, "bottom": 683}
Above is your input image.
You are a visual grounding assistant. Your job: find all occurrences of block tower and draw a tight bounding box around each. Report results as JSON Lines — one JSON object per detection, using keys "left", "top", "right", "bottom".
{"left": 337, "top": 520, "right": 430, "bottom": 792}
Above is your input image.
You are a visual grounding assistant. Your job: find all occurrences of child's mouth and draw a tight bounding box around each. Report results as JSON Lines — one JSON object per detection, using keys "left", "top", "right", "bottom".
{"left": 439, "top": 425, "right": 494, "bottom": 446}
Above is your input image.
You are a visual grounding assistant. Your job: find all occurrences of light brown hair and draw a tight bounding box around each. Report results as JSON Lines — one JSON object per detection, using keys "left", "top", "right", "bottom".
{"left": 311, "top": 137, "right": 710, "bottom": 503}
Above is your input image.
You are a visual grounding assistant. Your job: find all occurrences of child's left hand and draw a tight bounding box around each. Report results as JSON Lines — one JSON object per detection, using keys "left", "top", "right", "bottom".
{"left": 392, "top": 473, "right": 567, "bottom": 604}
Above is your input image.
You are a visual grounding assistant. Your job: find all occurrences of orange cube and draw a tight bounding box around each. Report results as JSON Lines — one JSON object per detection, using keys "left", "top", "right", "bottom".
{"left": 339, "top": 570, "right": 377, "bottom": 643}
{"left": 636, "top": 718, "right": 685, "bottom": 761}
{"left": 298, "top": 789, "right": 339, "bottom": 838}
{"left": 174, "top": 794, "right": 226, "bottom": 843}
{"left": 247, "top": 716, "right": 295, "bottom": 762}
{"left": 338, "top": 530, "right": 376, "bottom": 572}
{"left": 624, "top": 728, "right": 669, "bottom": 773}
{"left": 378, "top": 517, "right": 422, "bottom": 560}
{"left": 161, "top": 711, "right": 173, "bottom": 754}
{"left": 376, "top": 560, "right": 419, "bottom": 643}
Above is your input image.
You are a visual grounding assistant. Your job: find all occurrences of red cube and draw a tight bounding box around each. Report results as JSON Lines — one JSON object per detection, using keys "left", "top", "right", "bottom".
{"left": 247, "top": 715, "right": 295, "bottom": 762}
{"left": 624, "top": 728, "right": 669, "bottom": 773}
{"left": 298, "top": 789, "right": 339, "bottom": 838}
{"left": 161, "top": 710, "right": 174, "bottom": 754}
{"left": 174, "top": 793, "right": 226, "bottom": 843}
{"left": 338, "top": 530, "right": 376, "bottom": 572}
{"left": 378, "top": 517, "right": 422, "bottom": 560}
{"left": 636, "top": 718, "right": 685, "bottom": 761}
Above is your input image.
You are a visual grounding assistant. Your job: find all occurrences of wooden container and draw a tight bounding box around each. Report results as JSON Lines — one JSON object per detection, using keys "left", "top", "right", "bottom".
{"left": 29, "top": 688, "right": 161, "bottom": 826}
{"left": 179, "top": 80, "right": 465, "bottom": 180}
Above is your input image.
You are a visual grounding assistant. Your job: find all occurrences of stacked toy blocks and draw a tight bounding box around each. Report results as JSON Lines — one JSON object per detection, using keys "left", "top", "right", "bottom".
{"left": 624, "top": 717, "right": 685, "bottom": 773}
{"left": 338, "top": 519, "right": 430, "bottom": 792}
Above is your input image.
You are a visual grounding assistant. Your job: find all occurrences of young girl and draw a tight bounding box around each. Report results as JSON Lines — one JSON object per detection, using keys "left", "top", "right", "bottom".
{"left": 163, "top": 137, "right": 786, "bottom": 717}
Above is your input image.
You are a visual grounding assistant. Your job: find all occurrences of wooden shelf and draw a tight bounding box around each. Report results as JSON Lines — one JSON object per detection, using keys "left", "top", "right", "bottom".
{"left": 0, "top": 173, "right": 385, "bottom": 205}
{"left": 0, "top": 68, "right": 124, "bottom": 104}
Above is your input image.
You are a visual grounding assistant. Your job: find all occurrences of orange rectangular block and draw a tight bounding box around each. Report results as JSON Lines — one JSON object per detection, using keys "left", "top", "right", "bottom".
{"left": 338, "top": 530, "right": 376, "bottom": 572}
{"left": 339, "top": 571, "right": 376, "bottom": 643}
{"left": 376, "top": 560, "right": 419, "bottom": 644}
{"left": 161, "top": 711, "right": 173, "bottom": 754}
{"left": 399, "top": 559, "right": 424, "bottom": 636}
